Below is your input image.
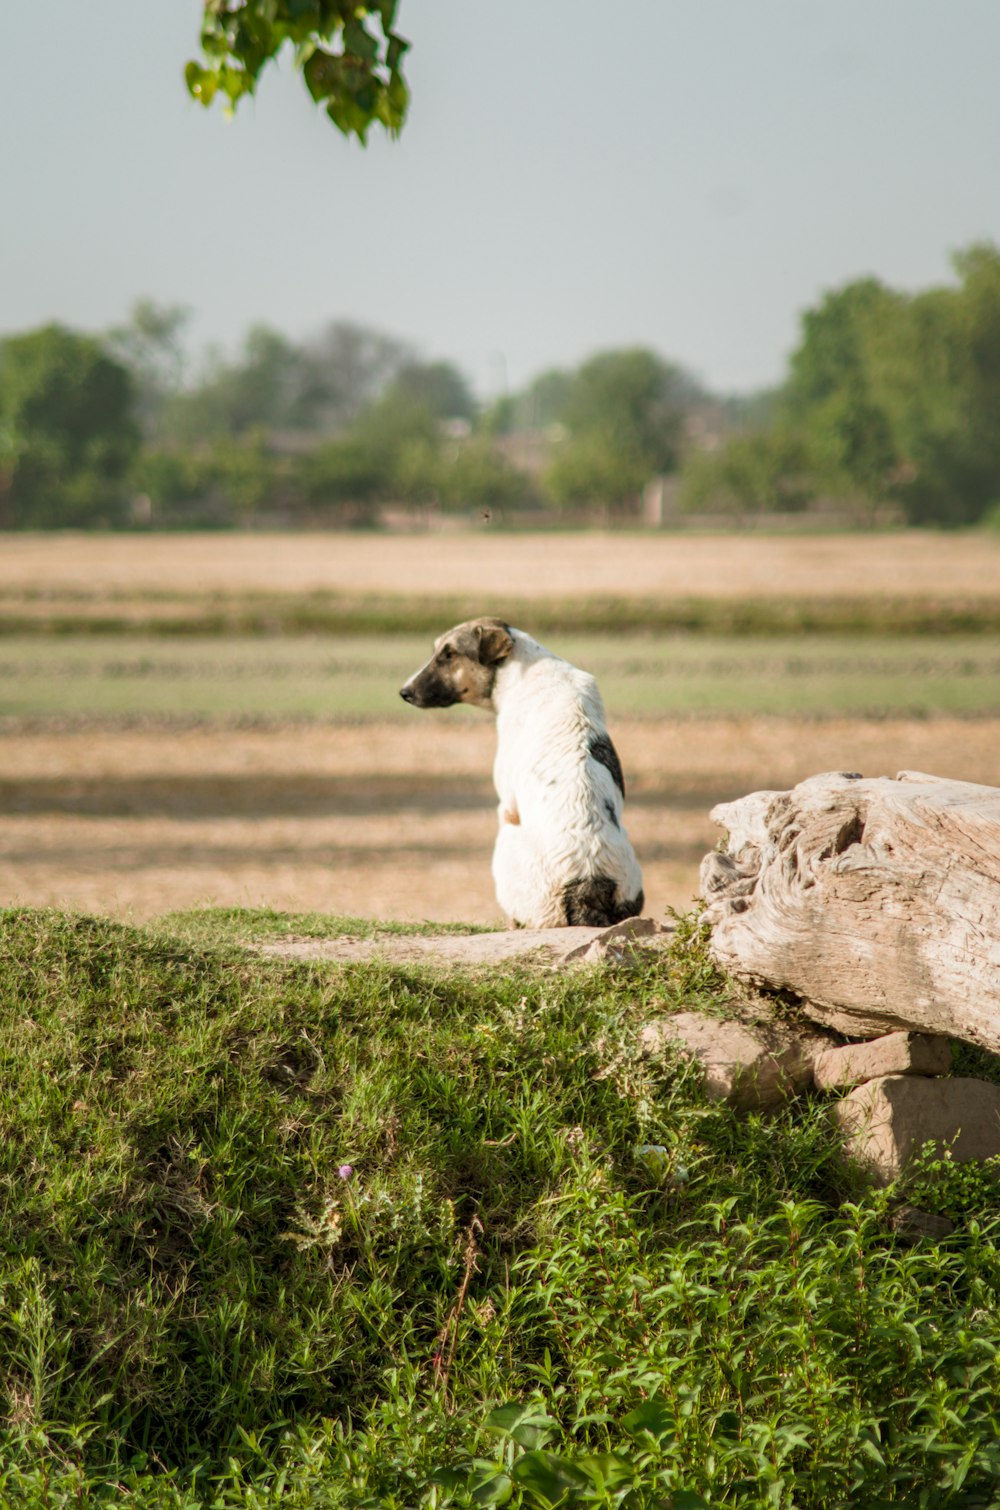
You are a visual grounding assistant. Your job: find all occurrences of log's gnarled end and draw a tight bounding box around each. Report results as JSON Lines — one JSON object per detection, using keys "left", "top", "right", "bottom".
{"left": 700, "top": 770, "right": 1000, "bottom": 1050}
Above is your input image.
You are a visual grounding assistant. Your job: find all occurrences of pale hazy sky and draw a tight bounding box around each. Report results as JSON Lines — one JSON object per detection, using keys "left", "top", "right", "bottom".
{"left": 2, "top": 1, "right": 998, "bottom": 397}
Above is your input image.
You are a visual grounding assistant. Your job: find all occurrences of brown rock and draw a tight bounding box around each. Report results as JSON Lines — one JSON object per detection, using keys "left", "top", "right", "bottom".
{"left": 640, "top": 1012, "right": 829, "bottom": 1112}
{"left": 889, "top": 1204, "right": 955, "bottom": 1243}
{"left": 813, "top": 1031, "right": 952, "bottom": 1090}
{"left": 834, "top": 1074, "right": 1000, "bottom": 1185}
{"left": 560, "top": 916, "right": 672, "bottom": 964}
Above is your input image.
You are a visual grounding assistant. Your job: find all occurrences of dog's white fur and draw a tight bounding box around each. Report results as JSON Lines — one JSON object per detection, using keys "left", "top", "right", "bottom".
{"left": 401, "top": 622, "right": 643, "bottom": 928}
{"left": 489, "top": 629, "right": 643, "bottom": 926}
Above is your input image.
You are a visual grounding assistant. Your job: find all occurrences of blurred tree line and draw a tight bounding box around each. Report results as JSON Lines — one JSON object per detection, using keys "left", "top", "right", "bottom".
{"left": 2, "top": 243, "right": 999, "bottom": 531}
{"left": 680, "top": 244, "right": 1000, "bottom": 529}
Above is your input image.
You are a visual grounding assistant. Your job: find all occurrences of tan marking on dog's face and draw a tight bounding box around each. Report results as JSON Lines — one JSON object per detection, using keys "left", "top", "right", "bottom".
{"left": 399, "top": 618, "right": 514, "bottom": 711}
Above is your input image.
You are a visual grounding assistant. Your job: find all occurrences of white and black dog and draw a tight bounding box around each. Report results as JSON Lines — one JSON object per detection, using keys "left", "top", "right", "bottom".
{"left": 400, "top": 618, "right": 644, "bottom": 928}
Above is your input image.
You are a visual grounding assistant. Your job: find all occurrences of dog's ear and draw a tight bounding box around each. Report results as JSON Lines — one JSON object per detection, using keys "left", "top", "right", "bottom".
{"left": 475, "top": 621, "right": 513, "bottom": 666}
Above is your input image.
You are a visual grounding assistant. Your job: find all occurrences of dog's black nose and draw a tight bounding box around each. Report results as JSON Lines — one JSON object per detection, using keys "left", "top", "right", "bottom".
{"left": 400, "top": 685, "right": 417, "bottom": 704}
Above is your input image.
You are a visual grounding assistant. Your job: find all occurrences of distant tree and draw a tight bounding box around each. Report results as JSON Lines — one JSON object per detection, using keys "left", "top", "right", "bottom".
{"left": 296, "top": 381, "right": 439, "bottom": 520}
{"left": 0, "top": 325, "right": 139, "bottom": 528}
{"left": 679, "top": 429, "right": 814, "bottom": 521}
{"left": 545, "top": 348, "right": 694, "bottom": 513}
{"left": 294, "top": 320, "right": 411, "bottom": 430}
{"left": 806, "top": 389, "right": 900, "bottom": 522}
{"left": 158, "top": 319, "right": 411, "bottom": 443}
{"left": 387, "top": 360, "right": 477, "bottom": 422}
{"left": 350, "top": 384, "right": 439, "bottom": 457}
{"left": 524, "top": 368, "right": 575, "bottom": 428}
{"left": 296, "top": 436, "right": 391, "bottom": 523}
{"left": 785, "top": 278, "right": 903, "bottom": 416}
{"left": 438, "top": 437, "right": 532, "bottom": 512}
{"left": 901, "top": 244, "right": 1000, "bottom": 524}
{"left": 782, "top": 248, "right": 1000, "bottom": 525}
{"left": 107, "top": 299, "right": 192, "bottom": 431}
{"left": 160, "top": 325, "right": 303, "bottom": 441}
{"left": 485, "top": 368, "right": 576, "bottom": 435}
{"left": 188, "top": 2, "right": 410, "bottom": 142}
{"left": 545, "top": 432, "right": 651, "bottom": 514}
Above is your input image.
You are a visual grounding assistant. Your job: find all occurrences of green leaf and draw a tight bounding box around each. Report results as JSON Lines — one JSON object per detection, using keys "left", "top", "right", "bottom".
{"left": 326, "top": 94, "right": 371, "bottom": 142}
{"left": 471, "top": 1470, "right": 514, "bottom": 1507}
{"left": 570, "top": 1453, "right": 637, "bottom": 1492}
{"left": 343, "top": 19, "right": 379, "bottom": 63}
{"left": 184, "top": 60, "right": 215, "bottom": 103}
{"left": 185, "top": 59, "right": 222, "bottom": 105}
{"left": 671, "top": 1495, "right": 711, "bottom": 1510}
{"left": 220, "top": 64, "right": 250, "bottom": 103}
{"left": 622, "top": 1400, "right": 676, "bottom": 1444}
{"left": 303, "top": 48, "right": 342, "bottom": 103}
{"left": 339, "top": 56, "right": 376, "bottom": 99}
{"left": 386, "top": 33, "right": 410, "bottom": 71}
{"left": 484, "top": 1401, "right": 557, "bottom": 1450}
{"left": 386, "top": 71, "right": 409, "bottom": 120}
{"left": 713, "top": 1409, "right": 740, "bottom": 1439}
{"left": 511, "top": 1451, "right": 588, "bottom": 1507}
{"left": 429, "top": 1468, "right": 468, "bottom": 1492}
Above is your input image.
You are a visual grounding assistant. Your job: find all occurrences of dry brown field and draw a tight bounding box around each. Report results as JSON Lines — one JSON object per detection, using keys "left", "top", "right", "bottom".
{"left": 3, "top": 715, "right": 998, "bottom": 926}
{"left": 4, "top": 528, "right": 1000, "bottom": 604}
{"left": 3, "top": 530, "right": 998, "bottom": 928}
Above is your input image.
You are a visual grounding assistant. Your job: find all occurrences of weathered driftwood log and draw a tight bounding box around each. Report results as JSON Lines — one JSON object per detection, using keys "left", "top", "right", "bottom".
{"left": 700, "top": 771, "right": 1000, "bottom": 1049}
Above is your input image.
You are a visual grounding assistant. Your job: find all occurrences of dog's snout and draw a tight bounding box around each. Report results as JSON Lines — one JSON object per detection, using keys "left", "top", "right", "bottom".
{"left": 399, "top": 684, "right": 418, "bottom": 704}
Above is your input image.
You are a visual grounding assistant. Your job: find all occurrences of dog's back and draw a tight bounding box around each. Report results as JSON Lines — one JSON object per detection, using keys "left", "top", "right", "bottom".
{"left": 491, "top": 634, "right": 644, "bottom": 927}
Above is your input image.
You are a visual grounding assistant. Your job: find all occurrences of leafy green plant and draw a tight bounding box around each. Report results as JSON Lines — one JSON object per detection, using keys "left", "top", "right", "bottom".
{"left": 660, "top": 904, "right": 731, "bottom": 1003}
{"left": 903, "top": 1141, "right": 1000, "bottom": 1223}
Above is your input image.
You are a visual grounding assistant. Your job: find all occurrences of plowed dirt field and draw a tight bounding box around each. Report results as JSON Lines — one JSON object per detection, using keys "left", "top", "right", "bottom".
{"left": 4, "top": 528, "right": 1000, "bottom": 601}
{"left": 3, "top": 716, "right": 997, "bottom": 925}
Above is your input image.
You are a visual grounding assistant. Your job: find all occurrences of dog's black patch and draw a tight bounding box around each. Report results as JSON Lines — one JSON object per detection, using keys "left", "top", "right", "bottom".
{"left": 561, "top": 877, "right": 643, "bottom": 927}
{"left": 588, "top": 734, "right": 625, "bottom": 798}
{"left": 604, "top": 799, "right": 619, "bottom": 828}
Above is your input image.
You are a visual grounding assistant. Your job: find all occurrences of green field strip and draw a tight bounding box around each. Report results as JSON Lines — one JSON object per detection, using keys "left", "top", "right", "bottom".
{"left": 2, "top": 633, "right": 999, "bottom": 720}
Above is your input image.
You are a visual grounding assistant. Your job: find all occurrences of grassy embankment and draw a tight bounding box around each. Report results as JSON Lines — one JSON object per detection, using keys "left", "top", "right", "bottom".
{"left": 3, "top": 907, "right": 1000, "bottom": 1507}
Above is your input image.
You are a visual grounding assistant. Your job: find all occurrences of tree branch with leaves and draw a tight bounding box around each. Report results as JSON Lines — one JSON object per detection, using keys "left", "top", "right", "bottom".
{"left": 187, "top": 1, "right": 410, "bottom": 142}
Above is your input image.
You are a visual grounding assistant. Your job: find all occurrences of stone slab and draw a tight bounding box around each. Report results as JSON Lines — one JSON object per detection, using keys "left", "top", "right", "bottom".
{"left": 813, "top": 1031, "right": 952, "bottom": 1090}
{"left": 561, "top": 916, "right": 673, "bottom": 964}
{"left": 257, "top": 918, "right": 674, "bottom": 970}
{"left": 834, "top": 1074, "right": 1000, "bottom": 1185}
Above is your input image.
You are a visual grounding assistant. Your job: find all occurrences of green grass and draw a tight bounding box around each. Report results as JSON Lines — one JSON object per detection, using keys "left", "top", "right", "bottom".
{"left": 4, "top": 631, "right": 1000, "bottom": 719}
{"left": 3, "top": 588, "right": 1000, "bottom": 638}
{"left": 4, "top": 907, "right": 1000, "bottom": 1505}
{"left": 158, "top": 907, "right": 497, "bottom": 948}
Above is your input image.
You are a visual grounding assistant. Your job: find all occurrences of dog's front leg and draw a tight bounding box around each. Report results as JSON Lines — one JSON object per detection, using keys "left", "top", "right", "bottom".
{"left": 493, "top": 801, "right": 534, "bottom": 929}
{"left": 498, "top": 798, "right": 522, "bottom": 927}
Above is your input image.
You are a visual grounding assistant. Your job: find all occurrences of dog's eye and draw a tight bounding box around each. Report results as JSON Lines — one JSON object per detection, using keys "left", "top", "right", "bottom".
{"left": 440, "top": 646, "right": 454, "bottom": 661}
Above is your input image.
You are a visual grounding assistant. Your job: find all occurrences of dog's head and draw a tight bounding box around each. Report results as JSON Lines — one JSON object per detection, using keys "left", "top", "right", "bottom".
{"left": 399, "top": 618, "right": 514, "bottom": 711}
